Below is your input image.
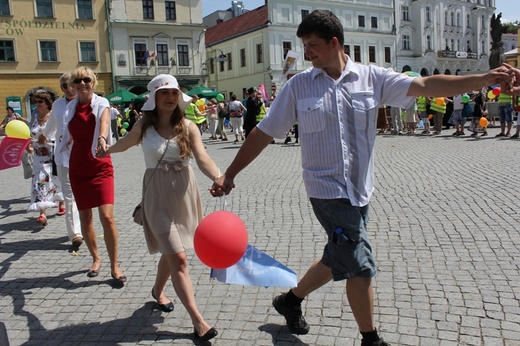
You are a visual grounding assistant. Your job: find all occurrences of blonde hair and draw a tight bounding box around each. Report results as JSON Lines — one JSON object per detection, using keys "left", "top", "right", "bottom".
{"left": 69, "top": 66, "right": 98, "bottom": 89}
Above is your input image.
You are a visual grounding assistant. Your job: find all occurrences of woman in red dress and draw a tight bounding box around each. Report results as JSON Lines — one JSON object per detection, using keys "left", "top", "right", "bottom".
{"left": 61, "top": 66, "right": 126, "bottom": 284}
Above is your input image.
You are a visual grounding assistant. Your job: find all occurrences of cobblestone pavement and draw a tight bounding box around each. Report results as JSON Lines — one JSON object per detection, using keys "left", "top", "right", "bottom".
{"left": 0, "top": 127, "right": 519, "bottom": 346}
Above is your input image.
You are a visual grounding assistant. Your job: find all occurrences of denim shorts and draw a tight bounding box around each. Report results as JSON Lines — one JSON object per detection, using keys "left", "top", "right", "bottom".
{"left": 309, "top": 198, "right": 376, "bottom": 281}
{"left": 498, "top": 103, "right": 513, "bottom": 123}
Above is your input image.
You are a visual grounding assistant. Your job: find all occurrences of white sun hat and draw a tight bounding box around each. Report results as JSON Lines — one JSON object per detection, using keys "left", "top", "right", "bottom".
{"left": 141, "top": 74, "right": 192, "bottom": 111}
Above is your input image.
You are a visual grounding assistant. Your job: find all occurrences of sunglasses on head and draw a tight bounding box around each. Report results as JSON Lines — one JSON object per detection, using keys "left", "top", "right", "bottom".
{"left": 73, "top": 77, "right": 92, "bottom": 84}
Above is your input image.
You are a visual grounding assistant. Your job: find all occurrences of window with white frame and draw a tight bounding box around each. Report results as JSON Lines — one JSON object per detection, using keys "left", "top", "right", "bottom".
{"left": 77, "top": 0, "right": 93, "bottom": 19}
{"left": 156, "top": 42, "right": 169, "bottom": 66}
{"left": 227, "top": 52, "right": 232, "bottom": 70}
{"left": 426, "top": 35, "right": 432, "bottom": 50}
{"left": 384, "top": 47, "right": 391, "bottom": 63}
{"left": 467, "top": 14, "right": 470, "bottom": 27}
{"left": 402, "top": 6, "right": 410, "bottom": 21}
{"left": 39, "top": 40, "right": 57, "bottom": 61}
{"left": 36, "top": 0, "right": 53, "bottom": 18}
{"left": 358, "top": 15, "right": 365, "bottom": 27}
{"left": 368, "top": 46, "right": 376, "bottom": 63}
{"left": 282, "top": 41, "right": 291, "bottom": 60}
{"left": 165, "top": 1, "right": 176, "bottom": 20}
{"left": 0, "top": 0, "right": 10, "bottom": 15}
{"left": 79, "top": 41, "right": 96, "bottom": 62}
{"left": 402, "top": 35, "right": 411, "bottom": 50}
{"left": 456, "top": 12, "right": 461, "bottom": 27}
{"left": 177, "top": 43, "right": 189, "bottom": 66}
{"left": 240, "top": 48, "right": 246, "bottom": 67}
{"left": 353, "top": 45, "right": 361, "bottom": 62}
{"left": 371, "top": 17, "right": 377, "bottom": 28}
{"left": 343, "top": 45, "right": 350, "bottom": 57}
{"left": 445, "top": 11, "right": 449, "bottom": 26}
{"left": 301, "top": 9, "right": 309, "bottom": 20}
{"left": 426, "top": 6, "right": 431, "bottom": 22}
{"left": 133, "top": 41, "right": 147, "bottom": 66}
{"left": 450, "top": 12, "right": 455, "bottom": 26}
{"left": 0, "top": 39, "right": 15, "bottom": 62}
{"left": 256, "top": 44, "right": 263, "bottom": 63}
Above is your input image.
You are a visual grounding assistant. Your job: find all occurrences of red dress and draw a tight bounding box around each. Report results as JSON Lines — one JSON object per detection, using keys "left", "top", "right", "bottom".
{"left": 68, "top": 102, "right": 114, "bottom": 210}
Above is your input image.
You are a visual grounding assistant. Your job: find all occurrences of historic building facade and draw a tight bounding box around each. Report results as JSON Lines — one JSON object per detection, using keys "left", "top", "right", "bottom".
{"left": 395, "top": 0, "right": 496, "bottom": 75}
{"left": 109, "top": 0, "right": 207, "bottom": 96}
{"left": 0, "top": 0, "right": 111, "bottom": 118}
{"left": 205, "top": 0, "right": 397, "bottom": 99}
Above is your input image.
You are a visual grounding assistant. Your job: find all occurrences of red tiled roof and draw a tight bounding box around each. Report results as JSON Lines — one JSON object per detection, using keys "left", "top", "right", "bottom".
{"left": 205, "top": 5, "right": 268, "bottom": 46}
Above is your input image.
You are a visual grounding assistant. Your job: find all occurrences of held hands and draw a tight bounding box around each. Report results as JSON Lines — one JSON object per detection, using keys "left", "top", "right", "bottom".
{"left": 95, "top": 136, "right": 109, "bottom": 158}
{"left": 209, "top": 174, "right": 235, "bottom": 197}
{"left": 499, "top": 63, "right": 520, "bottom": 95}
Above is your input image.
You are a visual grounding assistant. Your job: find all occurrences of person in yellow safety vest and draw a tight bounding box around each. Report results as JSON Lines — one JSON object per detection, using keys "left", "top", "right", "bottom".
{"left": 495, "top": 92, "right": 513, "bottom": 137}
{"left": 185, "top": 95, "right": 206, "bottom": 134}
{"left": 416, "top": 96, "right": 430, "bottom": 134}
{"left": 430, "top": 97, "right": 446, "bottom": 135}
{"left": 510, "top": 95, "right": 520, "bottom": 138}
{"left": 256, "top": 94, "right": 267, "bottom": 123}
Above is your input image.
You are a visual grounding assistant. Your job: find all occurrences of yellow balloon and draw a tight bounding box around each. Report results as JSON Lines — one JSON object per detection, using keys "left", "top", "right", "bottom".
{"left": 487, "top": 90, "right": 496, "bottom": 99}
{"left": 195, "top": 99, "right": 205, "bottom": 107}
{"left": 5, "top": 119, "right": 31, "bottom": 139}
{"left": 120, "top": 128, "right": 127, "bottom": 135}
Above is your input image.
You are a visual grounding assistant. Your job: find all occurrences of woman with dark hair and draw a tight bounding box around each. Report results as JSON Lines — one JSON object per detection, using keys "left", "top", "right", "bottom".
{"left": 0, "top": 106, "right": 29, "bottom": 135}
{"left": 61, "top": 66, "right": 126, "bottom": 283}
{"left": 100, "top": 74, "right": 220, "bottom": 341}
{"left": 27, "top": 90, "right": 63, "bottom": 225}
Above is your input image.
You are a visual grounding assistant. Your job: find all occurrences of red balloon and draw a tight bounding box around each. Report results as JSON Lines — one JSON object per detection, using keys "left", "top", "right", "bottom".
{"left": 194, "top": 211, "right": 248, "bottom": 269}
{"left": 492, "top": 87, "right": 501, "bottom": 96}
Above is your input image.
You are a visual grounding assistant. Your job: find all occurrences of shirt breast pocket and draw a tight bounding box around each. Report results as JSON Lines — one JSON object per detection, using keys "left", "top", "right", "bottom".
{"left": 351, "top": 92, "right": 376, "bottom": 129}
{"left": 296, "top": 97, "right": 324, "bottom": 133}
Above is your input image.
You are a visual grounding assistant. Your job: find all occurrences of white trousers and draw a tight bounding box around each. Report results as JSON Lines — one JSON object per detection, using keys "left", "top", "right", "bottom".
{"left": 57, "top": 165, "right": 82, "bottom": 241}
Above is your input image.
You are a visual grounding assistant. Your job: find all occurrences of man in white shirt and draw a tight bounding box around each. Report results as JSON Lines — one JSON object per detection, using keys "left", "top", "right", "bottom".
{"left": 110, "top": 103, "right": 121, "bottom": 141}
{"left": 40, "top": 73, "right": 83, "bottom": 250}
{"left": 212, "top": 10, "right": 511, "bottom": 346}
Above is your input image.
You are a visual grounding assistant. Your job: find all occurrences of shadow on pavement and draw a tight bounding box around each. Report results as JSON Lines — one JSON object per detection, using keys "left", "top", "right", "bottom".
{"left": 259, "top": 323, "right": 311, "bottom": 345}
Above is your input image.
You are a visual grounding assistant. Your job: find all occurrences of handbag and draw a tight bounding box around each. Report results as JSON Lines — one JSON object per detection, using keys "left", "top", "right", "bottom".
{"left": 132, "top": 203, "right": 143, "bottom": 225}
{"left": 133, "top": 138, "right": 170, "bottom": 225}
{"left": 22, "top": 151, "right": 33, "bottom": 179}
{"left": 51, "top": 155, "right": 58, "bottom": 176}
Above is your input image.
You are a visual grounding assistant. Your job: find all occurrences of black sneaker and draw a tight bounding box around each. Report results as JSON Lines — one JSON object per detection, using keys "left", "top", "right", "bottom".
{"left": 272, "top": 293, "right": 310, "bottom": 334}
{"left": 361, "top": 338, "right": 391, "bottom": 346}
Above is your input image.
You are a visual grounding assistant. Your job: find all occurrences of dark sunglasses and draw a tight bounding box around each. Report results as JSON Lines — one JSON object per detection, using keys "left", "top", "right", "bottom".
{"left": 73, "top": 77, "right": 92, "bottom": 84}
{"left": 35, "top": 100, "right": 45, "bottom": 104}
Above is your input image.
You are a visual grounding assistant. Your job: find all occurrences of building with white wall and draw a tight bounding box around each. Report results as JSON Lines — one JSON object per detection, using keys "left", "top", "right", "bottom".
{"left": 109, "top": 0, "right": 206, "bottom": 95}
{"left": 395, "top": 0, "right": 496, "bottom": 75}
{"left": 205, "top": 0, "right": 397, "bottom": 99}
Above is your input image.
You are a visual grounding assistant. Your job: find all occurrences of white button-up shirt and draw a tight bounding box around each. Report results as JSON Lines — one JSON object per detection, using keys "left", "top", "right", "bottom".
{"left": 258, "top": 58, "right": 415, "bottom": 206}
{"left": 43, "top": 97, "right": 69, "bottom": 167}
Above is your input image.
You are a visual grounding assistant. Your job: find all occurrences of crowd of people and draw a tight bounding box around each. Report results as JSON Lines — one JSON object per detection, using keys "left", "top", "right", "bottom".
{"left": 5, "top": 8, "right": 520, "bottom": 345}
{"left": 377, "top": 86, "right": 520, "bottom": 138}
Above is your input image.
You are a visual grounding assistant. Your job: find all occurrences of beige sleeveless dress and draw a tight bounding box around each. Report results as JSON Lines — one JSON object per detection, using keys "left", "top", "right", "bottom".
{"left": 140, "top": 122, "right": 202, "bottom": 254}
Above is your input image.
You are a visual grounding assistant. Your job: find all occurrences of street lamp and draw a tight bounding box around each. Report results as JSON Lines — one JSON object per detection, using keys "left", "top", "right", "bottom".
{"left": 206, "top": 47, "right": 228, "bottom": 91}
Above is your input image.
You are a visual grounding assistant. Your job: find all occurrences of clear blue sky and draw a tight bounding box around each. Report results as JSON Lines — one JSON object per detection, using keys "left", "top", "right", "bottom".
{"left": 202, "top": 0, "right": 519, "bottom": 23}
{"left": 202, "top": 0, "right": 265, "bottom": 17}
{"left": 496, "top": 0, "right": 520, "bottom": 23}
